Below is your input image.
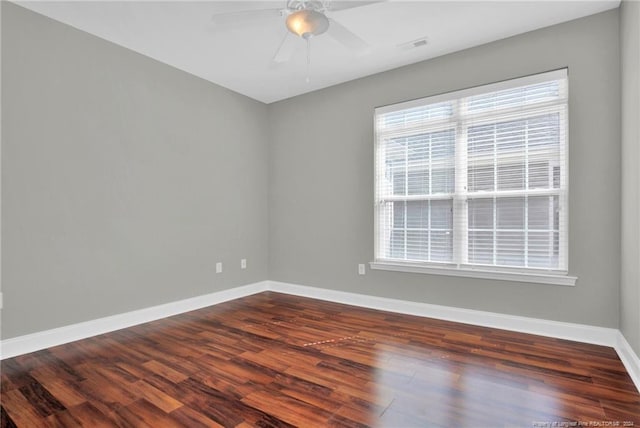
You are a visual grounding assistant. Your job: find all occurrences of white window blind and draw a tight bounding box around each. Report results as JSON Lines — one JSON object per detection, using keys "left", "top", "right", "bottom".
{"left": 374, "top": 69, "right": 568, "bottom": 275}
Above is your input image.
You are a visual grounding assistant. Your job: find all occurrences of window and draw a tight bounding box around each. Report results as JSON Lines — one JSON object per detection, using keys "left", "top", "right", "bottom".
{"left": 373, "top": 69, "right": 573, "bottom": 285}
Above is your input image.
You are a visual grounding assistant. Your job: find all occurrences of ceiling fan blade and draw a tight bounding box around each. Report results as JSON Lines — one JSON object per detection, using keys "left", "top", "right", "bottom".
{"left": 327, "top": 18, "right": 370, "bottom": 55}
{"left": 271, "top": 31, "right": 300, "bottom": 64}
{"left": 327, "top": 1, "right": 385, "bottom": 12}
{"left": 210, "top": 8, "right": 283, "bottom": 29}
{"left": 272, "top": 32, "right": 300, "bottom": 64}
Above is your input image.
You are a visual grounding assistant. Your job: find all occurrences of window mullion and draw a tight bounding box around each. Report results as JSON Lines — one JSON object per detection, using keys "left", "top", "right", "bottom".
{"left": 428, "top": 200, "right": 432, "bottom": 262}
{"left": 453, "top": 99, "right": 468, "bottom": 266}
{"left": 524, "top": 118, "right": 530, "bottom": 268}
{"left": 493, "top": 124, "right": 498, "bottom": 267}
{"left": 548, "top": 195, "right": 554, "bottom": 266}
{"left": 404, "top": 142, "right": 408, "bottom": 259}
{"left": 404, "top": 201, "right": 408, "bottom": 260}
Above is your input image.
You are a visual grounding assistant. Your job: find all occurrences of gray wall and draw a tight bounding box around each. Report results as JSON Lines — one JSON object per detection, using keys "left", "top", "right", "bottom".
{"left": 2, "top": 3, "right": 269, "bottom": 339}
{"left": 2, "top": 4, "right": 626, "bottom": 340}
{"left": 269, "top": 10, "right": 621, "bottom": 328}
{"left": 621, "top": 0, "right": 640, "bottom": 354}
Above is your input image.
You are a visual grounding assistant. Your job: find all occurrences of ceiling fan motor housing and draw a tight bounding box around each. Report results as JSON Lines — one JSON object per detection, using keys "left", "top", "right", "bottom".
{"left": 287, "top": 0, "right": 326, "bottom": 12}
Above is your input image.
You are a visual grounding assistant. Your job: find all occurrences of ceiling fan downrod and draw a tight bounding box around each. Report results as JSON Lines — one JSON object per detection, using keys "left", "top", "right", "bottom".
{"left": 284, "top": 0, "right": 329, "bottom": 83}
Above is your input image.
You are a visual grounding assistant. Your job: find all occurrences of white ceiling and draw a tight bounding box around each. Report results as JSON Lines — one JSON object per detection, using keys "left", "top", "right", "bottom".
{"left": 16, "top": 0, "right": 620, "bottom": 104}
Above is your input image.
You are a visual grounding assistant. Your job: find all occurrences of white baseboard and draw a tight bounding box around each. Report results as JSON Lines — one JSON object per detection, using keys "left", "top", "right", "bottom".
{"left": 267, "top": 280, "right": 639, "bottom": 393}
{"left": 2, "top": 279, "right": 638, "bottom": 394}
{"left": 616, "top": 331, "right": 640, "bottom": 392}
{"left": 0, "top": 281, "right": 268, "bottom": 359}
{"left": 267, "top": 281, "right": 619, "bottom": 346}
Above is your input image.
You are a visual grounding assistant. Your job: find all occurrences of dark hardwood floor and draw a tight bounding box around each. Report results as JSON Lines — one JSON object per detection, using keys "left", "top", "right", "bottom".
{"left": 2, "top": 291, "right": 639, "bottom": 427}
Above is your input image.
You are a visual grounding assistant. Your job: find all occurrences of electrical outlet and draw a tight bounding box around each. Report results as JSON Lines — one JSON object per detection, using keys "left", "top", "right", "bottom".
{"left": 216, "top": 262, "right": 222, "bottom": 273}
{"left": 358, "top": 264, "right": 366, "bottom": 275}
{"left": 241, "top": 259, "right": 247, "bottom": 269}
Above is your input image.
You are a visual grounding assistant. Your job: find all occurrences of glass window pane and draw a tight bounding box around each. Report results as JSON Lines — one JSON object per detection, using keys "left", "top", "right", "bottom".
{"left": 528, "top": 231, "right": 557, "bottom": 268}
{"left": 468, "top": 231, "right": 494, "bottom": 265}
{"left": 528, "top": 113, "right": 560, "bottom": 149}
{"left": 468, "top": 199, "right": 493, "bottom": 229}
{"left": 432, "top": 129, "right": 456, "bottom": 160}
{"left": 390, "top": 230, "right": 405, "bottom": 259}
{"left": 406, "top": 231, "right": 429, "bottom": 261}
{"left": 528, "top": 196, "right": 552, "bottom": 230}
{"left": 392, "top": 201, "right": 405, "bottom": 229}
{"left": 528, "top": 161, "right": 549, "bottom": 189}
{"left": 406, "top": 201, "right": 429, "bottom": 229}
{"left": 468, "top": 123, "right": 495, "bottom": 155}
{"left": 497, "top": 231, "right": 525, "bottom": 266}
{"left": 553, "top": 166, "right": 561, "bottom": 189}
{"left": 468, "top": 165, "right": 494, "bottom": 192}
{"left": 497, "top": 162, "right": 525, "bottom": 191}
{"left": 431, "top": 200, "right": 453, "bottom": 229}
{"left": 554, "top": 196, "right": 560, "bottom": 233}
{"left": 381, "top": 101, "right": 454, "bottom": 128}
{"left": 497, "top": 197, "right": 525, "bottom": 229}
{"left": 432, "top": 167, "right": 454, "bottom": 194}
{"left": 392, "top": 171, "right": 406, "bottom": 195}
{"left": 386, "top": 131, "right": 455, "bottom": 197}
{"left": 496, "top": 119, "right": 526, "bottom": 153}
{"left": 407, "top": 135, "right": 429, "bottom": 162}
{"left": 385, "top": 200, "right": 453, "bottom": 263}
{"left": 386, "top": 138, "right": 406, "bottom": 196}
{"left": 431, "top": 231, "right": 453, "bottom": 262}
{"left": 407, "top": 170, "right": 429, "bottom": 195}
{"left": 467, "top": 81, "right": 560, "bottom": 113}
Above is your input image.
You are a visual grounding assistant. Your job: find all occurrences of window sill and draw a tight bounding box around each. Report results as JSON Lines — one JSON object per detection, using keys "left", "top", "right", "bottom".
{"left": 369, "top": 261, "right": 577, "bottom": 286}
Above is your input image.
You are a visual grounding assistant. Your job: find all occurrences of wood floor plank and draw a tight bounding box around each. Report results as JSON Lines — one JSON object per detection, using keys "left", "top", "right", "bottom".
{"left": 169, "top": 405, "right": 225, "bottom": 428}
{"left": 40, "top": 381, "right": 87, "bottom": 408}
{"left": 128, "top": 380, "right": 184, "bottom": 413}
{"left": 141, "top": 360, "right": 189, "bottom": 384}
{"left": 2, "top": 291, "right": 639, "bottom": 427}
{"left": 241, "top": 389, "right": 335, "bottom": 427}
{"left": 115, "top": 399, "right": 184, "bottom": 428}
{"left": 17, "top": 382, "right": 66, "bottom": 417}
{"left": 1, "top": 390, "right": 43, "bottom": 427}
{"left": 0, "top": 406, "right": 18, "bottom": 428}
{"left": 43, "top": 410, "right": 82, "bottom": 428}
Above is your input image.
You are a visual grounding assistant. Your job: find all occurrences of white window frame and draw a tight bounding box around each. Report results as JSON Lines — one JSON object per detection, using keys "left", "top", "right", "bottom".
{"left": 371, "top": 69, "right": 576, "bottom": 286}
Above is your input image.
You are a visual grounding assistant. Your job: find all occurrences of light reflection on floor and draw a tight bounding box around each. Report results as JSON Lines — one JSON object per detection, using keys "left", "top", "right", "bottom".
{"left": 369, "top": 339, "right": 565, "bottom": 426}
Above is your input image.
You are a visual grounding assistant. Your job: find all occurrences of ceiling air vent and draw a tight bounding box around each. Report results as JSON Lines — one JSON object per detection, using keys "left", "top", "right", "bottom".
{"left": 397, "top": 37, "right": 429, "bottom": 51}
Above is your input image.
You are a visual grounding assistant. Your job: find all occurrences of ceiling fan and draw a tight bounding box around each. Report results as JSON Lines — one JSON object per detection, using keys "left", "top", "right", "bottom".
{"left": 209, "top": 1, "right": 378, "bottom": 66}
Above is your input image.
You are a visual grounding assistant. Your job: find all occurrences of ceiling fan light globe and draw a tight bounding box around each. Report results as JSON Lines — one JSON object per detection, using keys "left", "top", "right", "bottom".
{"left": 286, "top": 9, "right": 329, "bottom": 39}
